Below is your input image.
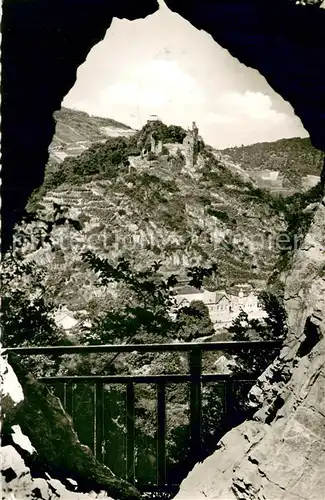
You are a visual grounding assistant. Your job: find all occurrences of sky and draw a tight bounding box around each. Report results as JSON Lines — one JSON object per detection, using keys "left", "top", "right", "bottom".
{"left": 63, "top": 0, "right": 308, "bottom": 149}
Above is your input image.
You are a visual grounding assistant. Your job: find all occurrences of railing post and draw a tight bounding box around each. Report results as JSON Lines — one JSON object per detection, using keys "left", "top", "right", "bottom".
{"left": 157, "top": 382, "right": 166, "bottom": 488}
{"left": 126, "top": 382, "right": 135, "bottom": 484}
{"left": 95, "top": 382, "right": 104, "bottom": 462}
{"left": 13, "top": 341, "right": 279, "bottom": 494}
{"left": 189, "top": 347, "right": 202, "bottom": 465}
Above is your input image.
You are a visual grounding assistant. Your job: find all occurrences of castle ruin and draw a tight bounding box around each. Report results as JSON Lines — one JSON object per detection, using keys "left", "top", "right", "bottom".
{"left": 150, "top": 133, "right": 163, "bottom": 155}
{"left": 138, "top": 118, "right": 200, "bottom": 169}
{"left": 182, "top": 121, "right": 199, "bottom": 171}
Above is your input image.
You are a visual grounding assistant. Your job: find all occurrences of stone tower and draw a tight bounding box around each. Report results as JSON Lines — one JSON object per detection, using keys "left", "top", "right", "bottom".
{"left": 150, "top": 133, "right": 163, "bottom": 155}
{"left": 182, "top": 121, "right": 199, "bottom": 171}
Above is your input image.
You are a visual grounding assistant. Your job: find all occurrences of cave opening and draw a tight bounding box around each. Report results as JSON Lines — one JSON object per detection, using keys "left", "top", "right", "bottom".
{"left": 2, "top": 1, "right": 325, "bottom": 499}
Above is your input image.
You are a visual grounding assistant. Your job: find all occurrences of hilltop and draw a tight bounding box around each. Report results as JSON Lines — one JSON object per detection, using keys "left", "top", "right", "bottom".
{"left": 20, "top": 117, "right": 323, "bottom": 319}
{"left": 49, "top": 107, "right": 136, "bottom": 161}
{"left": 219, "top": 137, "right": 323, "bottom": 192}
{"left": 22, "top": 119, "right": 300, "bottom": 314}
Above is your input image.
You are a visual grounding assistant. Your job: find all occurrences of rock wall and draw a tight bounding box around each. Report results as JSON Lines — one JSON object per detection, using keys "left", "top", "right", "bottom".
{"left": 1, "top": 443, "right": 113, "bottom": 500}
{"left": 174, "top": 192, "right": 325, "bottom": 499}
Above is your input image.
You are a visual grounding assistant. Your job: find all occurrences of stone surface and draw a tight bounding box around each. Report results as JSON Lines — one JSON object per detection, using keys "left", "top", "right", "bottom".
{"left": 176, "top": 340, "right": 325, "bottom": 499}
{"left": 1, "top": 355, "right": 141, "bottom": 500}
{"left": 1, "top": 444, "right": 114, "bottom": 500}
{"left": 0, "top": 352, "right": 24, "bottom": 406}
{"left": 174, "top": 194, "right": 325, "bottom": 499}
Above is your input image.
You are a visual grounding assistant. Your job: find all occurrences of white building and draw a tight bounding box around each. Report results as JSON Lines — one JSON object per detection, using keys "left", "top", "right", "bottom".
{"left": 175, "top": 285, "right": 266, "bottom": 330}
{"left": 302, "top": 174, "right": 320, "bottom": 191}
{"left": 147, "top": 114, "right": 160, "bottom": 123}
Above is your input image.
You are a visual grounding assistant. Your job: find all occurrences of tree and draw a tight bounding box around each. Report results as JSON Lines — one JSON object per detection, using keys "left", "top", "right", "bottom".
{"left": 80, "top": 252, "right": 218, "bottom": 346}
{"left": 258, "top": 291, "right": 288, "bottom": 341}
{"left": 228, "top": 292, "right": 286, "bottom": 375}
{"left": 80, "top": 253, "right": 178, "bottom": 345}
{"left": 227, "top": 292, "right": 287, "bottom": 420}
{"left": 1, "top": 252, "right": 71, "bottom": 377}
{"left": 176, "top": 300, "right": 215, "bottom": 341}
{"left": 1, "top": 206, "right": 84, "bottom": 375}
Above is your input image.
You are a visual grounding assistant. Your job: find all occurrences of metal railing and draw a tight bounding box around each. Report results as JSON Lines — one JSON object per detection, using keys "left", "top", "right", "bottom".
{"left": 6, "top": 340, "right": 282, "bottom": 496}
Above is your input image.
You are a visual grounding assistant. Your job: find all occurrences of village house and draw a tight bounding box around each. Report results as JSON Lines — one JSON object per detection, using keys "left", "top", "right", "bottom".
{"left": 175, "top": 284, "right": 266, "bottom": 330}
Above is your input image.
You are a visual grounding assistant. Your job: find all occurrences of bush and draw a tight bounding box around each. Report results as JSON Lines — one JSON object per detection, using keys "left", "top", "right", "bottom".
{"left": 1, "top": 255, "right": 67, "bottom": 353}
{"left": 207, "top": 208, "right": 229, "bottom": 222}
{"left": 227, "top": 292, "right": 287, "bottom": 420}
{"left": 135, "top": 121, "right": 187, "bottom": 151}
{"left": 147, "top": 151, "right": 158, "bottom": 161}
{"left": 176, "top": 300, "right": 215, "bottom": 341}
{"left": 39, "top": 137, "right": 134, "bottom": 193}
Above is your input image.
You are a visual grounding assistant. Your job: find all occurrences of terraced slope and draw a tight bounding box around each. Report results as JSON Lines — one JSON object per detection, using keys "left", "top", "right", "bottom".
{"left": 50, "top": 107, "right": 136, "bottom": 161}
{"left": 21, "top": 144, "right": 286, "bottom": 312}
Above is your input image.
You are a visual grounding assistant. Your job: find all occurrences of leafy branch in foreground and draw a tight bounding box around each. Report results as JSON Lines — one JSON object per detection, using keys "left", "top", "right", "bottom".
{"left": 228, "top": 291, "right": 287, "bottom": 374}
{"left": 226, "top": 291, "right": 287, "bottom": 419}
{"left": 1, "top": 253, "right": 67, "bottom": 349}
{"left": 14, "top": 202, "right": 82, "bottom": 252}
{"left": 0, "top": 251, "right": 72, "bottom": 377}
{"left": 81, "top": 251, "right": 217, "bottom": 345}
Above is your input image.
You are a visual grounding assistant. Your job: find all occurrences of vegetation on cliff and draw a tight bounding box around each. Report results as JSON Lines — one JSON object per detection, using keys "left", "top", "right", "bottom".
{"left": 52, "top": 106, "right": 133, "bottom": 146}
{"left": 7, "top": 114, "right": 323, "bottom": 497}
{"left": 220, "top": 137, "right": 323, "bottom": 188}
{"left": 25, "top": 122, "right": 302, "bottom": 313}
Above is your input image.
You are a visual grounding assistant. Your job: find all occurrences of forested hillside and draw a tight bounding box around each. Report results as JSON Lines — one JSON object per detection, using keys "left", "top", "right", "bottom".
{"left": 220, "top": 137, "right": 323, "bottom": 189}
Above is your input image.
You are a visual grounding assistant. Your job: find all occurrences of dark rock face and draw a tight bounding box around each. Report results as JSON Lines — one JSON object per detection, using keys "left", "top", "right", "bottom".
{"left": 2, "top": 0, "right": 325, "bottom": 250}
{"left": 1, "top": 0, "right": 159, "bottom": 251}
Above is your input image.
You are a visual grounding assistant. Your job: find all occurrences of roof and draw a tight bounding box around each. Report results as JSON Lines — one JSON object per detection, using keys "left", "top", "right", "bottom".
{"left": 147, "top": 114, "right": 160, "bottom": 121}
{"left": 176, "top": 285, "right": 203, "bottom": 295}
{"left": 215, "top": 292, "right": 230, "bottom": 304}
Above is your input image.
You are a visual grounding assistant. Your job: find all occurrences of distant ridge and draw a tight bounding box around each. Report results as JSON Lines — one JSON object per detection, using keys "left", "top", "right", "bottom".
{"left": 218, "top": 137, "right": 323, "bottom": 190}
{"left": 50, "top": 107, "right": 136, "bottom": 161}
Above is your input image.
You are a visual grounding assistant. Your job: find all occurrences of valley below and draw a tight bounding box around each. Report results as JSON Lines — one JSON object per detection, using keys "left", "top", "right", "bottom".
{"left": 3, "top": 107, "right": 324, "bottom": 499}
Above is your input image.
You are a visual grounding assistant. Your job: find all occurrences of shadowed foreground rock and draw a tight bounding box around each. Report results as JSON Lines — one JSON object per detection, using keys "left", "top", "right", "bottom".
{"left": 174, "top": 193, "right": 325, "bottom": 499}
{"left": 175, "top": 338, "right": 325, "bottom": 499}
{"left": 1, "top": 355, "right": 141, "bottom": 500}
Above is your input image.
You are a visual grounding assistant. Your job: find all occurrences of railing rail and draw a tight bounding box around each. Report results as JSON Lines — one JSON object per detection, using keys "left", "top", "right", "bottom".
{"left": 37, "top": 373, "right": 257, "bottom": 383}
{"left": 4, "top": 339, "right": 282, "bottom": 355}
{"left": 6, "top": 340, "right": 282, "bottom": 495}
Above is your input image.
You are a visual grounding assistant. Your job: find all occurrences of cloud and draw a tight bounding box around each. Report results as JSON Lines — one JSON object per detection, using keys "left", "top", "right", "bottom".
{"left": 64, "top": 49, "right": 307, "bottom": 148}
{"left": 62, "top": 5, "right": 308, "bottom": 148}
{"left": 99, "top": 59, "right": 205, "bottom": 110}
{"left": 200, "top": 91, "right": 307, "bottom": 148}
{"left": 204, "top": 112, "right": 236, "bottom": 124}
{"left": 216, "top": 91, "right": 288, "bottom": 122}
{"left": 68, "top": 100, "right": 90, "bottom": 112}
